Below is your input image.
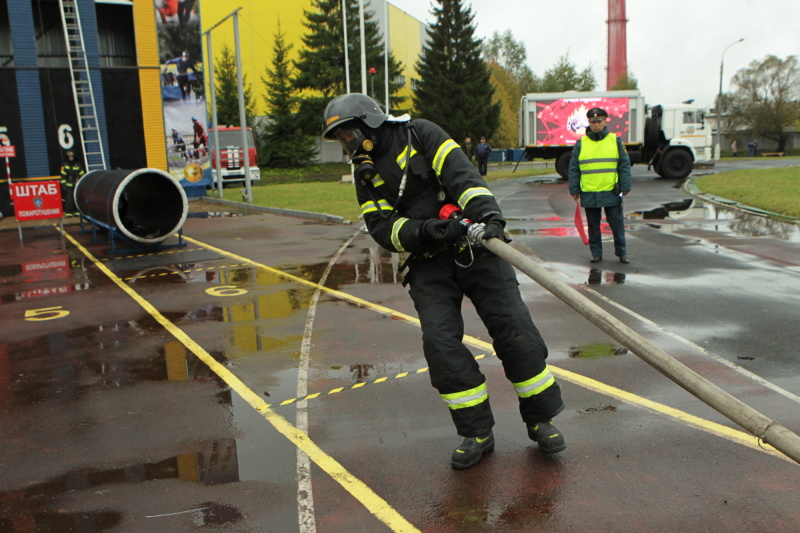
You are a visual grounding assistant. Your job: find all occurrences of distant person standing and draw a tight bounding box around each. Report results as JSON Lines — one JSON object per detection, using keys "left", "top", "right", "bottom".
{"left": 475, "top": 136, "right": 492, "bottom": 177}
{"left": 753, "top": 139, "right": 758, "bottom": 156}
{"left": 60, "top": 151, "right": 85, "bottom": 216}
{"left": 463, "top": 137, "right": 473, "bottom": 160}
{"left": 731, "top": 140, "right": 738, "bottom": 157}
{"left": 568, "top": 107, "right": 632, "bottom": 264}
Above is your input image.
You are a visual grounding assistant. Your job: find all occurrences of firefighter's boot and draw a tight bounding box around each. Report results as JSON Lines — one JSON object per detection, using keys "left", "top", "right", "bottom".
{"left": 528, "top": 421, "right": 566, "bottom": 454}
{"left": 451, "top": 430, "right": 495, "bottom": 469}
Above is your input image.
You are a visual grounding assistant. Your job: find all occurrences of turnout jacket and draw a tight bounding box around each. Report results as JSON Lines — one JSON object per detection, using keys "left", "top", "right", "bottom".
{"left": 356, "top": 119, "right": 502, "bottom": 255}
{"left": 60, "top": 162, "right": 85, "bottom": 185}
{"left": 567, "top": 127, "right": 632, "bottom": 208}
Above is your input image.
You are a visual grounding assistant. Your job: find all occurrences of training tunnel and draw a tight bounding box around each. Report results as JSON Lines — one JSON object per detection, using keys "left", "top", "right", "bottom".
{"left": 75, "top": 168, "right": 189, "bottom": 246}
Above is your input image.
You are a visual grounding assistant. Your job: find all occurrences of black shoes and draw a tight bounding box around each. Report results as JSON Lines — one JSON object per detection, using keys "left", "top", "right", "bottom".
{"left": 528, "top": 421, "right": 567, "bottom": 454}
{"left": 451, "top": 430, "right": 495, "bottom": 469}
{"left": 590, "top": 256, "right": 602, "bottom": 263}
{"left": 451, "top": 423, "right": 566, "bottom": 468}
{"left": 619, "top": 255, "right": 630, "bottom": 264}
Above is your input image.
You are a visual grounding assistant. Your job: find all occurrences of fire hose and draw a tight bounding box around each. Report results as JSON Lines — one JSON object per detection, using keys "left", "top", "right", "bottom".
{"left": 440, "top": 205, "right": 800, "bottom": 464}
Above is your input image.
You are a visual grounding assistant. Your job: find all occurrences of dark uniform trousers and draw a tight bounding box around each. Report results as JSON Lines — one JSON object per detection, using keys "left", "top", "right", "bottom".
{"left": 407, "top": 247, "right": 564, "bottom": 437}
{"left": 585, "top": 204, "right": 626, "bottom": 258}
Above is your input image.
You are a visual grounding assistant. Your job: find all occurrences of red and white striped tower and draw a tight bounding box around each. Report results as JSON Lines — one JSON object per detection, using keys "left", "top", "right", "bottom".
{"left": 607, "top": 0, "right": 628, "bottom": 89}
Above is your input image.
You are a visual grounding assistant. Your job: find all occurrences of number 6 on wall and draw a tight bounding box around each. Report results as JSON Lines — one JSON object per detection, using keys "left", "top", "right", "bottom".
{"left": 25, "top": 306, "right": 70, "bottom": 321}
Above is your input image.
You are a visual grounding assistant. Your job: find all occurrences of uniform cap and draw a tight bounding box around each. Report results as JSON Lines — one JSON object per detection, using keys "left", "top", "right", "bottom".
{"left": 587, "top": 108, "right": 608, "bottom": 119}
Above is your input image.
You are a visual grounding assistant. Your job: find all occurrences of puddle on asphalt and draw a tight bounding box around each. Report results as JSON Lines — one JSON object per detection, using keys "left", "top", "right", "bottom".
{"left": 629, "top": 199, "right": 800, "bottom": 242}
{"left": 0, "top": 441, "right": 243, "bottom": 529}
{"left": 0, "top": 251, "right": 92, "bottom": 304}
{"left": 588, "top": 269, "right": 626, "bottom": 285}
{"left": 509, "top": 198, "right": 799, "bottom": 242}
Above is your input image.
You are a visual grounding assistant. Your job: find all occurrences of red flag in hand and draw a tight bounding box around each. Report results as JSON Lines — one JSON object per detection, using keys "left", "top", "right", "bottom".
{"left": 574, "top": 203, "right": 588, "bottom": 245}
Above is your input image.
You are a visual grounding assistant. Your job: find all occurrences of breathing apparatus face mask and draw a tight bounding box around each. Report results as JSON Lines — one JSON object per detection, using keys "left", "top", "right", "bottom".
{"left": 334, "top": 125, "right": 377, "bottom": 182}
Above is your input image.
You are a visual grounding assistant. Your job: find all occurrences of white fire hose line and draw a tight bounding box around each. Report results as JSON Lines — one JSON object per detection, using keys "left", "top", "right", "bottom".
{"left": 295, "top": 227, "right": 364, "bottom": 533}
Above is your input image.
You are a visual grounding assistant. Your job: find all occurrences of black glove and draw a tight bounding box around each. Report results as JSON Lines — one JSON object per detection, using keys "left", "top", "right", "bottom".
{"left": 420, "top": 219, "right": 465, "bottom": 246}
{"left": 482, "top": 215, "right": 510, "bottom": 243}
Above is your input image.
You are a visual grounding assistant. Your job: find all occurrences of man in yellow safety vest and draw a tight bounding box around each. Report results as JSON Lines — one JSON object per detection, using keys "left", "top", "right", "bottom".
{"left": 568, "top": 107, "right": 632, "bottom": 264}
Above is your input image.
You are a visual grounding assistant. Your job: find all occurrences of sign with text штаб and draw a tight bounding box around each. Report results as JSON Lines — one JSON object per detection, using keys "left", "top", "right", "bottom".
{"left": 13, "top": 180, "right": 63, "bottom": 221}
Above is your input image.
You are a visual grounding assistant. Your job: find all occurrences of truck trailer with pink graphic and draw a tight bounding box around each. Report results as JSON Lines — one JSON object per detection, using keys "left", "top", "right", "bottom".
{"left": 518, "top": 90, "right": 712, "bottom": 180}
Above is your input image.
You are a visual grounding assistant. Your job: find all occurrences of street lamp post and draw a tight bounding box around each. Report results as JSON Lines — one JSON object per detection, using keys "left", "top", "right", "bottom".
{"left": 717, "top": 38, "right": 744, "bottom": 160}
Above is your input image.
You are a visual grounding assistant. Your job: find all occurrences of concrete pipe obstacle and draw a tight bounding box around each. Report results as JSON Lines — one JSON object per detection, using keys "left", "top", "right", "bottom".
{"left": 75, "top": 168, "right": 188, "bottom": 245}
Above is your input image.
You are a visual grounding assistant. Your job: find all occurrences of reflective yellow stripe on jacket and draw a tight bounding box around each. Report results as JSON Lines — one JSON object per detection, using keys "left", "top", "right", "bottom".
{"left": 432, "top": 139, "right": 460, "bottom": 176}
{"left": 360, "top": 199, "right": 393, "bottom": 217}
{"left": 457, "top": 187, "right": 493, "bottom": 210}
{"left": 578, "top": 133, "right": 619, "bottom": 192}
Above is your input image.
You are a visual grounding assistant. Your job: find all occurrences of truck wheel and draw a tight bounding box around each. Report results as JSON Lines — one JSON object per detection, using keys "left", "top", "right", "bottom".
{"left": 659, "top": 149, "right": 693, "bottom": 180}
{"left": 555, "top": 152, "right": 571, "bottom": 180}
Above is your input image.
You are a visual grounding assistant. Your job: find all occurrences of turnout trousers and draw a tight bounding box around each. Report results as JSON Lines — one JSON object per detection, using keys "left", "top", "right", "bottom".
{"left": 406, "top": 248, "right": 564, "bottom": 437}
{"left": 585, "top": 205, "right": 626, "bottom": 259}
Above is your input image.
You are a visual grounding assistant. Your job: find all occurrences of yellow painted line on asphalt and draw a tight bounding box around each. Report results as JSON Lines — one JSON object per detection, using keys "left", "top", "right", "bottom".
{"left": 182, "top": 234, "right": 790, "bottom": 463}
{"left": 60, "top": 228, "right": 420, "bottom": 533}
{"left": 268, "top": 365, "right": 432, "bottom": 408}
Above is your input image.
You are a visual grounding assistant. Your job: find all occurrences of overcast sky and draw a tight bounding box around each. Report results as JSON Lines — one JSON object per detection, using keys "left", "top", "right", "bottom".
{"left": 391, "top": 0, "right": 800, "bottom": 109}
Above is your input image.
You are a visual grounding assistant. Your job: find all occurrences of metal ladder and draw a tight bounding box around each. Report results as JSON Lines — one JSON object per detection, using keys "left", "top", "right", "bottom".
{"left": 58, "top": 0, "right": 106, "bottom": 171}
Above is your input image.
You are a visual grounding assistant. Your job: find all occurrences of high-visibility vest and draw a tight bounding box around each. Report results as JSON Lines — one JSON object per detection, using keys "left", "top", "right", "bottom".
{"left": 578, "top": 133, "right": 619, "bottom": 192}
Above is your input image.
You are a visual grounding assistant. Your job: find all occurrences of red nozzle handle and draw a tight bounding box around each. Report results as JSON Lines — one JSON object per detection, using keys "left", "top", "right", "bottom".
{"left": 439, "top": 204, "right": 462, "bottom": 220}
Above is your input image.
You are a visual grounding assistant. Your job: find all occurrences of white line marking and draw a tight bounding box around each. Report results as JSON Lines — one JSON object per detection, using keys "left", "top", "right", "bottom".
{"left": 296, "top": 226, "right": 364, "bottom": 533}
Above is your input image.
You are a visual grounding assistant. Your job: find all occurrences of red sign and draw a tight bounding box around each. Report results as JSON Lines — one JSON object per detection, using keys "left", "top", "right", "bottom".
{"left": 0, "top": 145, "right": 15, "bottom": 158}
{"left": 12, "top": 180, "right": 63, "bottom": 221}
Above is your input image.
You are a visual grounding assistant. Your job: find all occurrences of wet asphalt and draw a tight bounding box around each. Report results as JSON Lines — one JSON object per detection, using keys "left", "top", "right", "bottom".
{"left": 1, "top": 162, "right": 799, "bottom": 532}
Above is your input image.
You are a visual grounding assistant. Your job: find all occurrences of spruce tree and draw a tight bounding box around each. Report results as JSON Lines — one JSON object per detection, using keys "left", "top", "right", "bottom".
{"left": 262, "top": 24, "right": 317, "bottom": 167}
{"left": 213, "top": 44, "right": 257, "bottom": 128}
{"left": 414, "top": 0, "right": 499, "bottom": 145}
{"left": 294, "top": 0, "right": 405, "bottom": 135}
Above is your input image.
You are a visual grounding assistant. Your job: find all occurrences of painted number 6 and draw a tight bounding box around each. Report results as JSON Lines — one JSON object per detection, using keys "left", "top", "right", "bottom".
{"left": 205, "top": 285, "right": 247, "bottom": 297}
{"left": 25, "top": 306, "right": 70, "bottom": 321}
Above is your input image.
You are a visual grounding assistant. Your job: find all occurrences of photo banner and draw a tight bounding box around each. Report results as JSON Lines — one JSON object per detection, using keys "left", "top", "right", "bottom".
{"left": 153, "top": 0, "right": 211, "bottom": 193}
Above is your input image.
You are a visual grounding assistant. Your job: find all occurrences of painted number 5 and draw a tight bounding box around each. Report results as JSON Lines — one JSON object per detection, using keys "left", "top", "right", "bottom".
{"left": 205, "top": 285, "right": 247, "bottom": 297}
{"left": 25, "top": 306, "right": 70, "bottom": 321}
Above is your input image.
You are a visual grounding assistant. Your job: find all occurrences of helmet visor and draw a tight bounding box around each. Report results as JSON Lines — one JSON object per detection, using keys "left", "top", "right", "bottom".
{"left": 333, "top": 127, "right": 362, "bottom": 159}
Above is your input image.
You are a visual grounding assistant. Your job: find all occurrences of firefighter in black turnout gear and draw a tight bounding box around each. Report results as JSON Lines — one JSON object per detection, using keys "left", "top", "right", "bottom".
{"left": 323, "top": 94, "right": 566, "bottom": 469}
{"left": 60, "top": 151, "right": 85, "bottom": 215}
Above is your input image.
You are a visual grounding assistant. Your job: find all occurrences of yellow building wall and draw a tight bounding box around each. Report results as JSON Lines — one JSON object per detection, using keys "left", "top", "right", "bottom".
{"left": 388, "top": 4, "right": 425, "bottom": 109}
{"left": 132, "top": 0, "right": 168, "bottom": 170}
{"left": 200, "top": 1, "right": 310, "bottom": 116}
{"left": 199, "top": 0, "right": 425, "bottom": 116}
